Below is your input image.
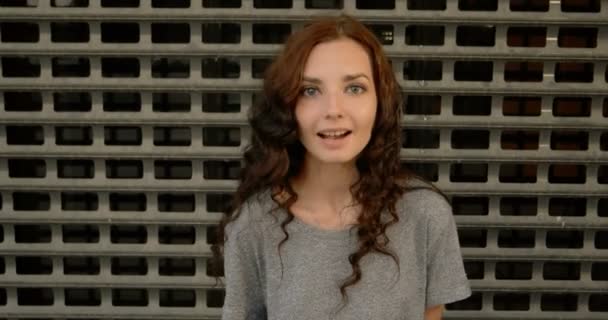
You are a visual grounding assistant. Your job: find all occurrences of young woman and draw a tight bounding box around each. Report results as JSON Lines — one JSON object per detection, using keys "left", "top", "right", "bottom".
{"left": 211, "top": 15, "right": 471, "bottom": 320}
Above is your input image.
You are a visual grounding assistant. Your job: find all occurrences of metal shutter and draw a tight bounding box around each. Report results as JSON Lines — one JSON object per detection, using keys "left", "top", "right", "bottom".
{"left": 0, "top": 0, "right": 606, "bottom": 319}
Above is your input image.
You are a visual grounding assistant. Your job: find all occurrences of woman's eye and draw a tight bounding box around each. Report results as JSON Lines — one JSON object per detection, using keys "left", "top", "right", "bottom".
{"left": 346, "top": 85, "right": 365, "bottom": 95}
{"left": 302, "top": 87, "right": 319, "bottom": 96}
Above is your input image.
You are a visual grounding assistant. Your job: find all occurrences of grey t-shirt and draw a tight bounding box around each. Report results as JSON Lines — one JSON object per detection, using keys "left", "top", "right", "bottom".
{"left": 222, "top": 188, "right": 471, "bottom": 320}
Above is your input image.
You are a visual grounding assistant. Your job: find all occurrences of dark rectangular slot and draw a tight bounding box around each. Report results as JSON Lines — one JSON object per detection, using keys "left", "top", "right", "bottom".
{"left": 57, "top": 160, "right": 94, "bottom": 178}
{"left": 457, "top": 229, "right": 487, "bottom": 248}
{"left": 546, "top": 230, "right": 584, "bottom": 248}
{"left": 541, "top": 293, "right": 578, "bottom": 311}
{"left": 543, "top": 262, "right": 580, "bottom": 280}
{"left": 453, "top": 96, "right": 491, "bottom": 115}
{"left": 454, "top": 61, "right": 493, "bottom": 81}
{"left": 52, "top": 0, "right": 88, "bottom": 7}
{"left": 405, "top": 25, "right": 444, "bottom": 46}
{"left": 499, "top": 163, "right": 537, "bottom": 183}
{"left": 17, "top": 288, "right": 53, "bottom": 306}
{"left": 550, "top": 131, "right": 588, "bottom": 150}
{"left": 596, "top": 231, "right": 608, "bottom": 249}
{"left": 109, "top": 193, "right": 146, "bottom": 211}
{"left": 254, "top": 0, "right": 292, "bottom": 8}
{"left": 202, "top": 23, "right": 241, "bottom": 43}
{"left": 504, "top": 62, "right": 543, "bottom": 82}
{"left": 159, "top": 226, "right": 195, "bottom": 244}
{"left": 62, "top": 225, "right": 99, "bottom": 243}
{"left": 548, "top": 164, "right": 586, "bottom": 184}
{"left": 464, "top": 261, "right": 484, "bottom": 279}
{"left": 152, "top": 58, "right": 190, "bottom": 78}
{"left": 404, "top": 95, "right": 441, "bottom": 115}
{"left": 407, "top": 0, "right": 446, "bottom": 10}
{"left": 498, "top": 229, "right": 535, "bottom": 248}
{"left": 591, "top": 262, "right": 608, "bottom": 280}
{"left": 8, "top": 159, "right": 46, "bottom": 178}
{"left": 445, "top": 292, "right": 482, "bottom": 310}
{"left": 402, "top": 162, "right": 438, "bottom": 182}
{"left": 65, "top": 288, "right": 101, "bottom": 306}
{"left": 0, "top": 22, "right": 38, "bottom": 42}
{"left": 553, "top": 97, "right": 591, "bottom": 117}
{"left": 13, "top": 192, "right": 50, "bottom": 211}
{"left": 252, "top": 58, "right": 272, "bottom": 79}
{"left": 51, "top": 22, "right": 89, "bottom": 42}
{"left": 63, "top": 257, "right": 100, "bottom": 275}
{"left": 206, "top": 193, "right": 232, "bottom": 213}
{"left": 53, "top": 92, "right": 92, "bottom": 111}
{"left": 202, "top": 58, "right": 240, "bottom": 78}
{"left": 159, "top": 258, "right": 195, "bottom": 276}
{"left": 366, "top": 24, "right": 394, "bottom": 45}
{"left": 61, "top": 192, "right": 98, "bottom": 210}
{"left": 495, "top": 261, "right": 532, "bottom": 280}
{"left": 154, "top": 127, "right": 191, "bottom": 146}
{"left": 159, "top": 289, "right": 196, "bottom": 307}
{"left": 555, "top": 62, "right": 594, "bottom": 83}
{"left": 104, "top": 126, "right": 142, "bottom": 146}
{"left": 452, "top": 197, "right": 488, "bottom": 216}
{"left": 155, "top": 160, "right": 192, "bottom": 179}
{"left": 106, "top": 160, "right": 143, "bottom": 179}
{"left": 493, "top": 293, "right": 530, "bottom": 311}
{"left": 252, "top": 23, "right": 291, "bottom": 44}
{"left": 55, "top": 126, "right": 93, "bottom": 145}
{"left": 101, "top": 0, "right": 139, "bottom": 7}
{"left": 558, "top": 27, "right": 598, "bottom": 48}
{"left": 500, "top": 197, "right": 537, "bottom": 216}
{"left": 4, "top": 91, "right": 42, "bottom": 111}
{"left": 503, "top": 96, "right": 541, "bottom": 116}
{"left": 561, "top": 0, "right": 599, "bottom": 12}
{"left": 202, "top": 92, "right": 240, "bottom": 113}
{"left": 2, "top": 57, "right": 40, "bottom": 77}
{"left": 111, "top": 257, "right": 147, "bottom": 275}
{"left": 15, "top": 224, "right": 51, "bottom": 243}
{"left": 203, "top": 127, "right": 241, "bottom": 146}
{"left": 158, "top": 193, "right": 195, "bottom": 212}
{"left": 203, "top": 0, "right": 241, "bottom": 8}
{"left": 111, "top": 225, "right": 147, "bottom": 244}
{"left": 153, "top": 0, "right": 190, "bottom": 8}
{"left": 507, "top": 26, "right": 546, "bottom": 47}
{"left": 402, "top": 129, "right": 439, "bottom": 148}
{"left": 451, "top": 130, "right": 489, "bottom": 149}
{"left": 151, "top": 23, "right": 190, "bottom": 43}
{"left": 203, "top": 160, "right": 242, "bottom": 180}
{"left": 16, "top": 257, "right": 52, "bottom": 275}
{"left": 589, "top": 294, "right": 608, "bottom": 312}
{"left": 404, "top": 60, "right": 442, "bottom": 80}
{"left": 153, "top": 92, "right": 191, "bottom": 112}
{"left": 52, "top": 57, "right": 90, "bottom": 77}
{"left": 457, "top": 26, "right": 495, "bottom": 46}
{"left": 510, "top": 0, "right": 548, "bottom": 11}
{"left": 112, "top": 289, "right": 148, "bottom": 306}
{"left": 450, "top": 163, "right": 488, "bottom": 182}
{"left": 102, "top": 57, "right": 140, "bottom": 78}
{"left": 103, "top": 92, "right": 141, "bottom": 112}
{"left": 101, "top": 23, "right": 139, "bottom": 43}
{"left": 501, "top": 131, "right": 539, "bottom": 150}
{"left": 6, "top": 125, "right": 44, "bottom": 145}
{"left": 549, "top": 197, "right": 586, "bottom": 217}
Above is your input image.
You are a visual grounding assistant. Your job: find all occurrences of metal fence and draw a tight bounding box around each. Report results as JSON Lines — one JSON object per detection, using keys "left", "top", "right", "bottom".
{"left": 0, "top": 0, "right": 606, "bottom": 319}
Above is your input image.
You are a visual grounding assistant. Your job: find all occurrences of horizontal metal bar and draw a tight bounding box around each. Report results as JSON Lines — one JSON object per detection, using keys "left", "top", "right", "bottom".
{"left": 0, "top": 8, "right": 606, "bottom": 25}
{"left": 470, "top": 279, "right": 608, "bottom": 292}
{"left": 0, "top": 79, "right": 607, "bottom": 96}
{"left": 0, "top": 275, "right": 217, "bottom": 289}
{"left": 0, "top": 212, "right": 220, "bottom": 226}
{"left": 0, "top": 307, "right": 219, "bottom": 320}
{"left": 456, "top": 216, "right": 608, "bottom": 230}
{"left": 1, "top": 44, "right": 607, "bottom": 62}
{"left": 463, "top": 248, "right": 608, "bottom": 261}
{"left": 401, "top": 149, "right": 608, "bottom": 163}
{"left": 446, "top": 311, "right": 608, "bottom": 320}
{"left": 2, "top": 113, "right": 607, "bottom": 131}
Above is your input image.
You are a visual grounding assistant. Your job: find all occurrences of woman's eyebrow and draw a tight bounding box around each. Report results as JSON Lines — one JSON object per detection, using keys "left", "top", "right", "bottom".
{"left": 302, "top": 73, "right": 371, "bottom": 84}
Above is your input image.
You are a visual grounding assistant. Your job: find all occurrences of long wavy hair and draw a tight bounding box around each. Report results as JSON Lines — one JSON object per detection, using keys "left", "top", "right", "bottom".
{"left": 210, "top": 14, "right": 427, "bottom": 311}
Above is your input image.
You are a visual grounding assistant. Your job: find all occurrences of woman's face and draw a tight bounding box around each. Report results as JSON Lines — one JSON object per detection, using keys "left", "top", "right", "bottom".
{"left": 294, "top": 37, "right": 377, "bottom": 166}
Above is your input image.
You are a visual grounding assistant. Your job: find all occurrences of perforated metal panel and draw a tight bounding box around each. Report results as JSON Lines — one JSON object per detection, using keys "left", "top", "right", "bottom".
{"left": 0, "top": 0, "right": 606, "bottom": 319}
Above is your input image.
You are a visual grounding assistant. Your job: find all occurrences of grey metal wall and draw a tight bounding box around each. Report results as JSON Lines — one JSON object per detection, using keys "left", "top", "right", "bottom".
{"left": 0, "top": 0, "right": 606, "bottom": 319}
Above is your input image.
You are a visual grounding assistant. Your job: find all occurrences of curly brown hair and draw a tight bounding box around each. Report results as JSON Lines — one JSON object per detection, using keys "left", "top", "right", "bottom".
{"left": 210, "top": 14, "right": 429, "bottom": 311}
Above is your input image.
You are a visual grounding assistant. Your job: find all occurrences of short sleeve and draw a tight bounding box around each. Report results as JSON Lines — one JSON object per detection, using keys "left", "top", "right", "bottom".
{"left": 222, "top": 203, "right": 267, "bottom": 320}
{"left": 425, "top": 193, "right": 472, "bottom": 308}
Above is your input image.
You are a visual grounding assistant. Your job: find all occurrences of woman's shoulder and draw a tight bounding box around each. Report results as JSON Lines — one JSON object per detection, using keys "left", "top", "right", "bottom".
{"left": 395, "top": 177, "right": 452, "bottom": 227}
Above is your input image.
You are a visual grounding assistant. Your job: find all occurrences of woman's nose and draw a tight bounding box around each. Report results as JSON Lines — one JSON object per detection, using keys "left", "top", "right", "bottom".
{"left": 324, "top": 91, "right": 344, "bottom": 119}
